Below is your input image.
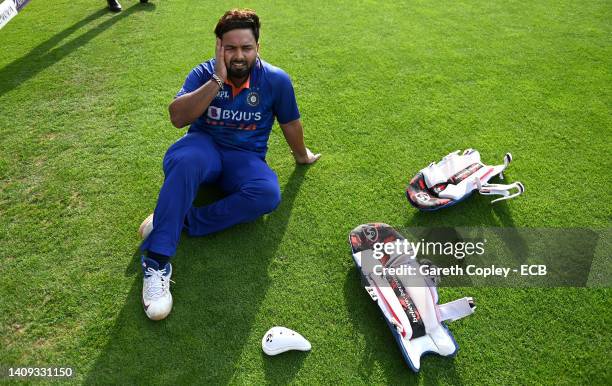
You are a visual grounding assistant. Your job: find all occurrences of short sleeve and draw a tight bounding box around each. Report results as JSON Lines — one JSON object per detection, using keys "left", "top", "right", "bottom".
{"left": 273, "top": 71, "right": 301, "bottom": 124}
{"left": 176, "top": 63, "right": 213, "bottom": 98}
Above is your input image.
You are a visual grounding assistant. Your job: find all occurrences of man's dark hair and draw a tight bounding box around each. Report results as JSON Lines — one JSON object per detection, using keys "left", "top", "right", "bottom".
{"left": 214, "top": 9, "right": 261, "bottom": 42}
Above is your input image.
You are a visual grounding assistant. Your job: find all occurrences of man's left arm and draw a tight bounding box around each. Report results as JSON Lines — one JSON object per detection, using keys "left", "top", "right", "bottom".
{"left": 279, "top": 119, "right": 321, "bottom": 165}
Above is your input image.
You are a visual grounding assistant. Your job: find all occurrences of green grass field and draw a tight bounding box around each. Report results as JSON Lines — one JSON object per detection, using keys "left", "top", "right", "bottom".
{"left": 1, "top": 0, "right": 610, "bottom": 384}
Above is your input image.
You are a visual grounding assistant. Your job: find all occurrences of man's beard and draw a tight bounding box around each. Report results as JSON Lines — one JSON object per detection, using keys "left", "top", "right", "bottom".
{"left": 227, "top": 60, "right": 252, "bottom": 79}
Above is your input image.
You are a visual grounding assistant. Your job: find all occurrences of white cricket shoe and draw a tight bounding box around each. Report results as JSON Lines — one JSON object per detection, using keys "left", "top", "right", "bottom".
{"left": 141, "top": 256, "right": 173, "bottom": 321}
{"left": 139, "top": 213, "right": 154, "bottom": 240}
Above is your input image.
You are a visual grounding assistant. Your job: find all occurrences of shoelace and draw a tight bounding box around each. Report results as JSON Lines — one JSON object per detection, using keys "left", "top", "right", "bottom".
{"left": 145, "top": 267, "right": 172, "bottom": 299}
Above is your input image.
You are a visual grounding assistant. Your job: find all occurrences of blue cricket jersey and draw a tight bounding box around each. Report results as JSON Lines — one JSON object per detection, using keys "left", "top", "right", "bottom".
{"left": 176, "top": 58, "right": 300, "bottom": 156}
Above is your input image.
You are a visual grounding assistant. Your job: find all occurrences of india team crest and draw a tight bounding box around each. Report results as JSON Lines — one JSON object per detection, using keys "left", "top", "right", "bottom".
{"left": 246, "top": 91, "right": 260, "bottom": 107}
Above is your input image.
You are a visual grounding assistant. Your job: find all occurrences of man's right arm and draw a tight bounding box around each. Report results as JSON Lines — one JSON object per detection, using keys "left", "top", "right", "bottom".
{"left": 169, "top": 39, "right": 228, "bottom": 129}
{"left": 168, "top": 80, "right": 221, "bottom": 128}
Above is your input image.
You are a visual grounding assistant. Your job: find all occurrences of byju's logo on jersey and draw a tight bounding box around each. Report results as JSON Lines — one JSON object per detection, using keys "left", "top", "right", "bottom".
{"left": 207, "top": 106, "right": 262, "bottom": 122}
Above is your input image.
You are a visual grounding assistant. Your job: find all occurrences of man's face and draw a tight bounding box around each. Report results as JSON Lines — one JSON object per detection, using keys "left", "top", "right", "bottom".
{"left": 222, "top": 28, "right": 259, "bottom": 79}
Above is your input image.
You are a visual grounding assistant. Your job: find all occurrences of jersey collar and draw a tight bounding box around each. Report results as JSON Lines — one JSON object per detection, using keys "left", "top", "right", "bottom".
{"left": 225, "top": 76, "right": 250, "bottom": 97}
{"left": 224, "top": 57, "right": 261, "bottom": 97}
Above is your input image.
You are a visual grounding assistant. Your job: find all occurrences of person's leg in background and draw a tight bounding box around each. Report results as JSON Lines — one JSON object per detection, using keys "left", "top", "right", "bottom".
{"left": 107, "top": 0, "right": 150, "bottom": 13}
{"left": 107, "top": 0, "right": 122, "bottom": 12}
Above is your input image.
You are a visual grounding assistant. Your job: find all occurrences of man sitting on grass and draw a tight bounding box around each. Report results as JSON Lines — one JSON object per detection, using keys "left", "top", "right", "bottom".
{"left": 138, "top": 9, "right": 320, "bottom": 320}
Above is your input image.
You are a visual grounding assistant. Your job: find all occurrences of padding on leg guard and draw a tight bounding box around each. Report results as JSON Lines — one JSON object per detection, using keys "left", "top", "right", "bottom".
{"left": 406, "top": 149, "right": 524, "bottom": 211}
{"left": 348, "top": 223, "right": 476, "bottom": 372}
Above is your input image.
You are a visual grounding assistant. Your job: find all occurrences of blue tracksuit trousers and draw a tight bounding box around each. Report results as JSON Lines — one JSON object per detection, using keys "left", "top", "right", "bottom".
{"left": 140, "top": 132, "right": 281, "bottom": 257}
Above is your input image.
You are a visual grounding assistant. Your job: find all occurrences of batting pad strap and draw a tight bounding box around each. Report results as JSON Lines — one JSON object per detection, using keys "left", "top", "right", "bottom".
{"left": 437, "top": 297, "right": 476, "bottom": 322}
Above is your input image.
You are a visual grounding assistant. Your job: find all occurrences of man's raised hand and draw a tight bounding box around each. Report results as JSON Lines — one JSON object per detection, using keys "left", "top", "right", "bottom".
{"left": 214, "top": 38, "right": 227, "bottom": 81}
